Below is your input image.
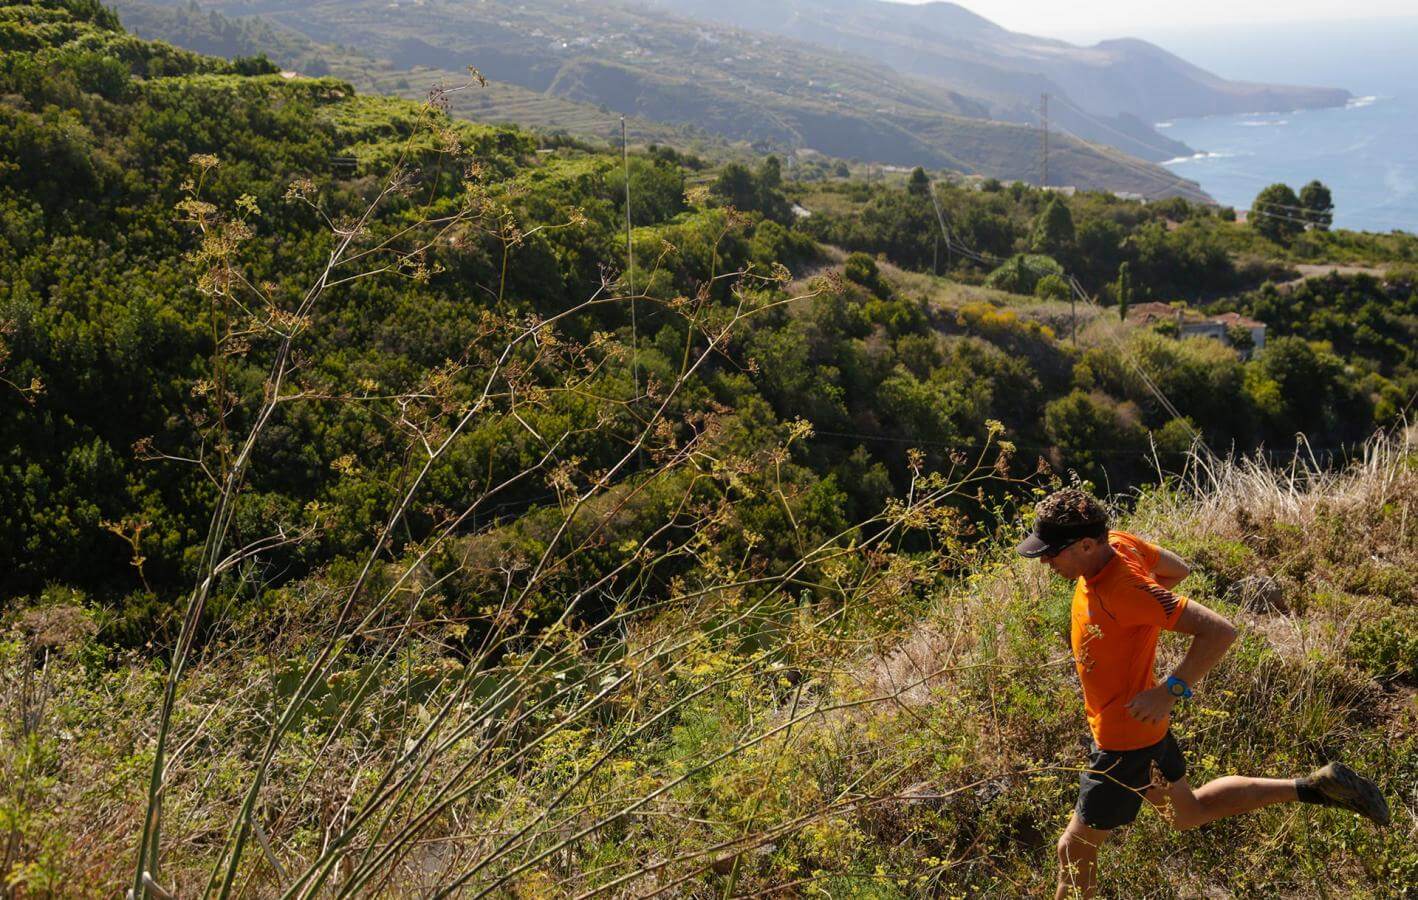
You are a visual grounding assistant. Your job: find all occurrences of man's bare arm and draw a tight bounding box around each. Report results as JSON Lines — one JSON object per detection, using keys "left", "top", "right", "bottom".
{"left": 1126, "top": 599, "right": 1237, "bottom": 724}
{"left": 1169, "top": 599, "right": 1237, "bottom": 685}
{"left": 1152, "top": 547, "right": 1190, "bottom": 590}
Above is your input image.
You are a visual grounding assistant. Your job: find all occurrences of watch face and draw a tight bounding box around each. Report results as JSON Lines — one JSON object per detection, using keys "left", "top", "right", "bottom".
{"left": 1168, "top": 681, "right": 1185, "bottom": 696}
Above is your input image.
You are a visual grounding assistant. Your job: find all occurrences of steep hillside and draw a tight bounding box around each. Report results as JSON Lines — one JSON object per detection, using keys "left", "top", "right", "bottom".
{"left": 110, "top": 0, "right": 1209, "bottom": 196}
{"left": 105, "top": 0, "right": 742, "bottom": 152}
{"left": 1, "top": 4, "right": 1415, "bottom": 896}
{"left": 650, "top": 0, "right": 1351, "bottom": 156}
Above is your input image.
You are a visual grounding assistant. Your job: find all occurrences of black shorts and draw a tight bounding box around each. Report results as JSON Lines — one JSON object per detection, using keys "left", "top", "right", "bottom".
{"left": 1075, "top": 731, "right": 1187, "bottom": 830}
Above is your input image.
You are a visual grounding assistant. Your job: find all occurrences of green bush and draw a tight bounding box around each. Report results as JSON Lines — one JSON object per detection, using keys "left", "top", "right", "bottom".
{"left": 1348, "top": 610, "right": 1418, "bottom": 681}
{"left": 843, "top": 251, "right": 885, "bottom": 294}
{"left": 983, "top": 253, "right": 1062, "bottom": 295}
{"left": 1033, "top": 273, "right": 1071, "bottom": 301}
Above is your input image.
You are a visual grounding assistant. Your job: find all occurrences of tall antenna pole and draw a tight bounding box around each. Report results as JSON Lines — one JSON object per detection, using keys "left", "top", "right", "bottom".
{"left": 1040, "top": 93, "right": 1050, "bottom": 188}
{"left": 927, "top": 178, "right": 953, "bottom": 274}
{"left": 621, "top": 117, "right": 637, "bottom": 396}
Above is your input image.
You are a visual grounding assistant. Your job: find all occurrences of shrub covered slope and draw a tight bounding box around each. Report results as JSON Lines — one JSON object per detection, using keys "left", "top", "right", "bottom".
{"left": 0, "top": 3, "right": 1415, "bottom": 896}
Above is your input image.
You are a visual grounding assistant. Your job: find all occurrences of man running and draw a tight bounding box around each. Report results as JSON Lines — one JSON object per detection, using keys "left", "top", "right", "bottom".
{"left": 1017, "top": 488, "right": 1389, "bottom": 899}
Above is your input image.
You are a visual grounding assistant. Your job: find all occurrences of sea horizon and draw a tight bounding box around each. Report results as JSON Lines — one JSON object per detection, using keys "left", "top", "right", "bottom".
{"left": 1141, "top": 17, "right": 1418, "bottom": 233}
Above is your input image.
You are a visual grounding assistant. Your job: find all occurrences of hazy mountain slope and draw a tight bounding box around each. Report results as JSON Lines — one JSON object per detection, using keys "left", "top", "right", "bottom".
{"left": 116, "top": 0, "right": 1206, "bottom": 197}
{"left": 107, "top": 0, "right": 729, "bottom": 151}
{"left": 647, "top": 0, "right": 1349, "bottom": 155}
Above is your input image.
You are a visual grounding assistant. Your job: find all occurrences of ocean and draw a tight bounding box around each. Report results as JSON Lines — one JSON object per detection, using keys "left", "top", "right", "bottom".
{"left": 1140, "top": 17, "right": 1418, "bottom": 234}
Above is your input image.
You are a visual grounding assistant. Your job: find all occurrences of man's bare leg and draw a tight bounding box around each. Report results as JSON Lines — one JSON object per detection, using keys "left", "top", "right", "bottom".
{"left": 1148, "top": 776, "right": 1298, "bottom": 829}
{"left": 1055, "top": 814, "right": 1110, "bottom": 899}
{"left": 1056, "top": 777, "right": 1296, "bottom": 898}
{"left": 1150, "top": 762, "right": 1390, "bottom": 829}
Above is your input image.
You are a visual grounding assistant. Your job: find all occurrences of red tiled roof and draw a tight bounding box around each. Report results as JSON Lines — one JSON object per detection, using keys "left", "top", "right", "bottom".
{"left": 1126, "top": 303, "right": 1266, "bottom": 330}
{"left": 1209, "top": 311, "right": 1265, "bottom": 329}
{"left": 1127, "top": 302, "right": 1183, "bottom": 323}
{"left": 1123, "top": 303, "right": 1202, "bottom": 324}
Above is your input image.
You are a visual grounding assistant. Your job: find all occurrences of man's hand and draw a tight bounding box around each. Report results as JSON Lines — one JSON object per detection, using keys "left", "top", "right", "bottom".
{"left": 1125, "top": 686, "right": 1177, "bottom": 725}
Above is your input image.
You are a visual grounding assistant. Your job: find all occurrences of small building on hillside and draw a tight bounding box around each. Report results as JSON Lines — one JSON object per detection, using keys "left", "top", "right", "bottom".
{"left": 1127, "top": 302, "right": 1266, "bottom": 357}
{"left": 1208, "top": 311, "right": 1267, "bottom": 353}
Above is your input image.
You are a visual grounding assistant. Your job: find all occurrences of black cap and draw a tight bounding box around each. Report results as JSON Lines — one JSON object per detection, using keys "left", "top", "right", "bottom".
{"left": 1016, "top": 519, "right": 1106, "bottom": 558}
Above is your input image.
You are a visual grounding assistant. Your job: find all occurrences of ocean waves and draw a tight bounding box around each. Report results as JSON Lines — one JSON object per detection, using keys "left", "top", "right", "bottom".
{"left": 1161, "top": 150, "right": 1242, "bottom": 166}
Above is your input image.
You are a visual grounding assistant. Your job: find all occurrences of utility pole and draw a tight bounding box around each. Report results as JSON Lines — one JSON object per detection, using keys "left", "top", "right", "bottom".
{"left": 621, "top": 117, "right": 637, "bottom": 396}
{"left": 1039, "top": 93, "right": 1050, "bottom": 189}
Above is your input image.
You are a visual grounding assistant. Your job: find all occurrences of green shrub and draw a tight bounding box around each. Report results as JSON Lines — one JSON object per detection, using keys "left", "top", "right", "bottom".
{"left": 843, "top": 251, "right": 885, "bottom": 294}
{"left": 983, "top": 253, "right": 1062, "bottom": 295}
{"left": 1033, "top": 273, "right": 1071, "bottom": 301}
{"left": 1348, "top": 610, "right": 1418, "bottom": 681}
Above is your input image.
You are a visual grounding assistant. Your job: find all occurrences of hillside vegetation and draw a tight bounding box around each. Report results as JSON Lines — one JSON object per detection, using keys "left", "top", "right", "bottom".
{"left": 107, "top": 0, "right": 1207, "bottom": 196}
{"left": 0, "top": 3, "right": 1415, "bottom": 896}
{"left": 7, "top": 421, "right": 1416, "bottom": 894}
{"left": 105, "top": 0, "right": 732, "bottom": 155}
{"left": 648, "top": 0, "right": 1349, "bottom": 155}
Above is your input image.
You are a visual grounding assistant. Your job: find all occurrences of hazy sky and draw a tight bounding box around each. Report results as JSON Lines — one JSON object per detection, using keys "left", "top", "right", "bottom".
{"left": 885, "top": 0, "right": 1418, "bottom": 40}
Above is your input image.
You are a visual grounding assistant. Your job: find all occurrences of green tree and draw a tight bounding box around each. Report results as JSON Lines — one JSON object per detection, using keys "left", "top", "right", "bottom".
{"left": 709, "top": 158, "right": 790, "bottom": 221}
{"left": 1253, "top": 336, "right": 1351, "bottom": 439}
{"left": 1226, "top": 324, "right": 1255, "bottom": 355}
{"left": 1116, "top": 261, "right": 1133, "bottom": 322}
{"left": 757, "top": 155, "right": 783, "bottom": 192}
{"left": 907, "top": 166, "right": 930, "bottom": 197}
{"left": 1044, "top": 389, "right": 1148, "bottom": 482}
{"left": 1299, "top": 180, "right": 1334, "bottom": 231}
{"left": 1250, "top": 183, "right": 1304, "bottom": 243}
{"left": 710, "top": 163, "right": 757, "bottom": 211}
{"left": 608, "top": 157, "right": 685, "bottom": 225}
{"left": 1127, "top": 221, "right": 1236, "bottom": 296}
{"left": 1030, "top": 196, "right": 1075, "bottom": 256}
{"left": 957, "top": 206, "right": 1016, "bottom": 261}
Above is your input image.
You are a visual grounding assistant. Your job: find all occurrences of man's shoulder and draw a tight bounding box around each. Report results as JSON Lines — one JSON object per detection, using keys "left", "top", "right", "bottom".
{"left": 1097, "top": 558, "right": 1185, "bottom": 622}
{"left": 1107, "top": 528, "right": 1147, "bottom": 549}
{"left": 1108, "top": 529, "right": 1162, "bottom": 568}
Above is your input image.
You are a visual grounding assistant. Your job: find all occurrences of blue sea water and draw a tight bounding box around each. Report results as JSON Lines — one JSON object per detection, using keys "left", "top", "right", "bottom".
{"left": 1141, "top": 17, "right": 1418, "bottom": 233}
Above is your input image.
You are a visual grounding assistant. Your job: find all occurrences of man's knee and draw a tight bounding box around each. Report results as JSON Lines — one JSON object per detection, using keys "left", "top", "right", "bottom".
{"left": 1057, "top": 828, "right": 1100, "bottom": 864}
{"left": 1148, "top": 783, "right": 1202, "bottom": 830}
{"left": 1168, "top": 805, "right": 1203, "bottom": 830}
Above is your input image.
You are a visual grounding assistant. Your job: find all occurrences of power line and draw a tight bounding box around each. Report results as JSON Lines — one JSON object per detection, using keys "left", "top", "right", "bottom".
{"left": 1246, "top": 206, "right": 1334, "bottom": 230}
{"left": 926, "top": 180, "right": 1209, "bottom": 453}
{"left": 1047, "top": 120, "right": 1211, "bottom": 203}
{"left": 810, "top": 427, "right": 1372, "bottom": 460}
{"left": 1049, "top": 98, "right": 1356, "bottom": 225}
{"left": 1048, "top": 93, "right": 1188, "bottom": 163}
{"left": 1049, "top": 95, "right": 1411, "bottom": 232}
{"left": 1040, "top": 100, "right": 1212, "bottom": 203}
{"left": 1249, "top": 197, "right": 1331, "bottom": 215}
{"left": 1040, "top": 93, "right": 1049, "bottom": 189}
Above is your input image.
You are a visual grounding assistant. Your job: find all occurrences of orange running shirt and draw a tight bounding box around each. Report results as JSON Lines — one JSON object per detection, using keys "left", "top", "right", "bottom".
{"left": 1070, "top": 530, "right": 1189, "bottom": 751}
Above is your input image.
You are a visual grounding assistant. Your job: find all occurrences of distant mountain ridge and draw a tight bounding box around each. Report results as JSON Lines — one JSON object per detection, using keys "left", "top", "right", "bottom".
{"left": 644, "top": 0, "right": 1351, "bottom": 154}
{"left": 112, "top": 0, "right": 1213, "bottom": 198}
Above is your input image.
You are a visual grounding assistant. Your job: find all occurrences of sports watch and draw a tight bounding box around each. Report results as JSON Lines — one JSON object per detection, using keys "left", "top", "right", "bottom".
{"left": 1165, "top": 675, "right": 1193, "bottom": 700}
